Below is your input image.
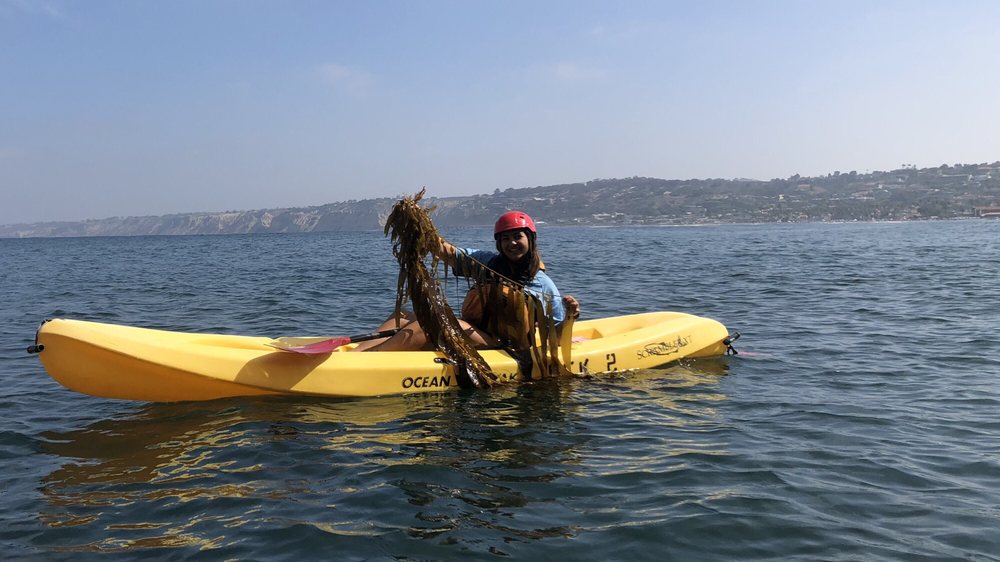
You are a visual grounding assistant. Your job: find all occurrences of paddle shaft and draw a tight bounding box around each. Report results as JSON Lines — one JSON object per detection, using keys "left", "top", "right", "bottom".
{"left": 268, "top": 328, "right": 403, "bottom": 354}
{"left": 348, "top": 328, "right": 401, "bottom": 343}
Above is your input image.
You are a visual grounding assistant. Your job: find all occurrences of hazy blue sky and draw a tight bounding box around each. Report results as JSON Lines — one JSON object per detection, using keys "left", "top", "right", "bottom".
{"left": 3, "top": 0, "right": 999, "bottom": 224}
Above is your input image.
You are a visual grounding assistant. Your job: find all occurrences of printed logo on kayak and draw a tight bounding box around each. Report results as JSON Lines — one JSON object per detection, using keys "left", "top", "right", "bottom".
{"left": 400, "top": 370, "right": 521, "bottom": 389}
{"left": 493, "top": 371, "right": 521, "bottom": 383}
{"left": 636, "top": 335, "right": 691, "bottom": 359}
{"left": 402, "top": 375, "right": 453, "bottom": 389}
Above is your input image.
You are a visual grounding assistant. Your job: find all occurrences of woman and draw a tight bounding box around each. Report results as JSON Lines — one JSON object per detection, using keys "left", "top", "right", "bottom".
{"left": 353, "top": 211, "right": 580, "bottom": 351}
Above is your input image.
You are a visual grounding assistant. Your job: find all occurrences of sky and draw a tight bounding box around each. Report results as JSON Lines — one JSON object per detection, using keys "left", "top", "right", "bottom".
{"left": 3, "top": 0, "right": 1000, "bottom": 225}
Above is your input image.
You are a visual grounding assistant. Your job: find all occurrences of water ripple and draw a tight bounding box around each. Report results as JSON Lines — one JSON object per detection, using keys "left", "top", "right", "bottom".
{"left": 2, "top": 223, "right": 1000, "bottom": 559}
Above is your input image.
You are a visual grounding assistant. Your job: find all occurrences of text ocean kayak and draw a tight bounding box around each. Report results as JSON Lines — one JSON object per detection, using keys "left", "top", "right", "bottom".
{"left": 31, "top": 312, "right": 734, "bottom": 402}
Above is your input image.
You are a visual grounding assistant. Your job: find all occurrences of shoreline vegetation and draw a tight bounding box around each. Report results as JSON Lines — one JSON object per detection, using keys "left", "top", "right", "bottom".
{"left": 5, "top": 162, "right": 999, "bottom": 238}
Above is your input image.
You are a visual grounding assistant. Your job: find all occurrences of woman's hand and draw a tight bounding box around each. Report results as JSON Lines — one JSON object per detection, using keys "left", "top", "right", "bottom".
{"left": 562, "top": 295, "right": 581, "bottom": 318}
{"left": 435, "top": 240, "right": 457, "bottom": 266}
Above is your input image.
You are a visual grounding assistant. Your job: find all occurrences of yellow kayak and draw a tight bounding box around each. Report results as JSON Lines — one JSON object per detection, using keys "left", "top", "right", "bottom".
{"left": 31, "top": 312, "right": 734, "bottom": 402}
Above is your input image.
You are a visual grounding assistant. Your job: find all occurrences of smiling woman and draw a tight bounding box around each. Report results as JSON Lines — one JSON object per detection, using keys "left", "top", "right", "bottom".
{"left": 352, "top": 201, "right": 580, "bottom": 359}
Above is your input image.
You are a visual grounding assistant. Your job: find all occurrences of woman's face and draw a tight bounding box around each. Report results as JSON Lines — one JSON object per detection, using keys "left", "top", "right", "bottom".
{"left": 497, "top": 229, "right": 530, "bottom": 262}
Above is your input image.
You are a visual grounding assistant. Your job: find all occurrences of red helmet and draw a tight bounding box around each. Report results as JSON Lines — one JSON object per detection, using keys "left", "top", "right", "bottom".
{"left": 494, "top": 211, "right": 537, "bottom": 238}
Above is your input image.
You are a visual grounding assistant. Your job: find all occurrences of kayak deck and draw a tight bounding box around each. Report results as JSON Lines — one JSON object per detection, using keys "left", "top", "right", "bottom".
{"left": 33, "top": 312, "right": 733, "bottom": 402}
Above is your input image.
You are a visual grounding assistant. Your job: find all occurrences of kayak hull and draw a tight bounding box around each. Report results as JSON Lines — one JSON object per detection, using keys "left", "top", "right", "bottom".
{"left": 34, "top": 312, "right": 732, "bottom": 402}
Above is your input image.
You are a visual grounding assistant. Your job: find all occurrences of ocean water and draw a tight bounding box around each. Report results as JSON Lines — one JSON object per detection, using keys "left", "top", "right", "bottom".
{"left": 1, "top": 220, "right": 999, "bottom": 560}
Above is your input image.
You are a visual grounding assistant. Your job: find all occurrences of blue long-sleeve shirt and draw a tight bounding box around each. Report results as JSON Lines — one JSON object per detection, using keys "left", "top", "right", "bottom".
{"left": 451, "top": 248, "right": 566, "bottom": 323}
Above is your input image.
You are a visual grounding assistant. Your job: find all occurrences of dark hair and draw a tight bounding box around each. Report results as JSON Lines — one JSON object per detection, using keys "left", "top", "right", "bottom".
{"left": 492, "top": 229, "right": 541, "bottom": 284}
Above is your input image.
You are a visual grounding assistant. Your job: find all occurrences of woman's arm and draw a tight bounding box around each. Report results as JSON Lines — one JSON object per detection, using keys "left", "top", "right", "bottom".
{"left": 433, "top": 240, "right": 458, "bottom": 267}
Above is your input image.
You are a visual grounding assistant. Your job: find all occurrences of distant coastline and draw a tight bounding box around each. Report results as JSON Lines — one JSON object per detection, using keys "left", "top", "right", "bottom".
{"left": 4, "top": 162, "right": 998, "bottom": 238}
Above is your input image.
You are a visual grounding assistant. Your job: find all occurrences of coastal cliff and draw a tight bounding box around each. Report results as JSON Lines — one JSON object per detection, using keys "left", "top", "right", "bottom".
{"left": 4, "top": 163, "right": 999, "bottom": 237}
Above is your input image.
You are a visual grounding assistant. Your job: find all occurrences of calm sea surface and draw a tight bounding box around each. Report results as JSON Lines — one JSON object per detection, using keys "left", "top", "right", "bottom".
{"left": 2, "top": 221, "right": 999, "bottom": 560}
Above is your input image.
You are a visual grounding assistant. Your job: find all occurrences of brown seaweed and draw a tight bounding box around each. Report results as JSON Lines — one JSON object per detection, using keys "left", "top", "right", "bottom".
{"left": 383, "top": 190, "right": 568, "bottom": 387}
